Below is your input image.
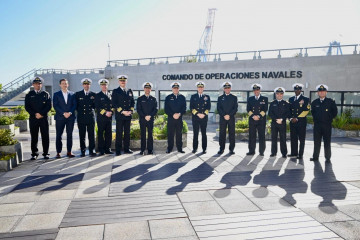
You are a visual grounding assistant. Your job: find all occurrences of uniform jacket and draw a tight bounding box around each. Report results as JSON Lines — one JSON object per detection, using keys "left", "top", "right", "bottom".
{"left": 136, "top": 95, "right": 158, "bottom": 119}
{"left": 247, "top": 95, "right": 268, "bottom": 121}
{"left": 95, "top": 91, "right": 113, "bottom": 122}
{"left": 190, "top": 93, "right": 211, "bottom": 119}
{"left": 311, "top": 97, "right": 338, "bottom": 124}
{"left": 289, "top": 94, "right": 310, "bottom": 121}
{"left": 268, "top": 99, "right": 291, "bottom": 123}
{"left": 111, "top": 87, "right": 135, "bottom": 120}
{"left": 217, "top": 93, "right": 238, "bottom": 117}
{"left": 25, "top": 90, "right": 52, "bottom": 119}
{"left": 164, "top": 93, "right": 186, "bottom": 119}
{"left": 75, "top": 90, "right": 96, "bottom": 124}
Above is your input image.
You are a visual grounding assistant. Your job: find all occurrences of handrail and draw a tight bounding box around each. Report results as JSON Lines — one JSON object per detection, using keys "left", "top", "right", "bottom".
{"left": 107, "top": 44, "right": 359, "bottom": 66}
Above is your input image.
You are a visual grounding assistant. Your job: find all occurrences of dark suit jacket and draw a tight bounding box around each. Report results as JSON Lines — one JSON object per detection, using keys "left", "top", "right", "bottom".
{"left": 53, "top": 90, "right": 77, "bottom": 121}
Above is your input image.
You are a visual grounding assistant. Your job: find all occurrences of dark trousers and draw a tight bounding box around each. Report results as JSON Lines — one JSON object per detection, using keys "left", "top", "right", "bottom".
{"left": 78, "top": 121, "right": 95, "bottom": 153}
{"left": 271, "top": 122, "right": 287, "bottom": 156}
{"left": 55, "top": 118, "right": 75, "bottom": 153}
{"left": 290, "top": 120, "right": 307, "bottom": 157}
{"left": 219, "top": 117, "right": 235, "bottom": 152}
{"left": 248, "top": 119, "right": 266, "bottom": 154}
{"left": 313, "top": 122, "right": 332, "bottom": 160}
{"left": 115, "top": 119, "right": 131, "bottom": 153}
{"left": 192, "top": 117, "right": 208, "bottom": 151}
{"left": 140, "top": 118, "right": 154, "bottom": 152}
{"left": 29, "top": 118, "right": 49, "bottom": 156}
{"left": 167, "top": 118, "right": 183, "bottom": 151}
{"left": 97, "top": 120, "right": 112, "bottom": 154}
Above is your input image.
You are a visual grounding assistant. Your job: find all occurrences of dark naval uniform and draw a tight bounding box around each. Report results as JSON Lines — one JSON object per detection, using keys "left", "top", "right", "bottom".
{"left": 311, "top": 97, "right": 337, "bottom": 161}
{"left": 25, "top": 89, "right": 52, "bottom": 158}
{"left": 165, "top": 93, "right": 186, "bottom": 152}
{"left": 247, "top": 95, "right": 268, "bottom": 155}
{"left": 190, "top": 93, "right": 211, "bottom": 152}
{"left": 289, "top": 94, "right": 310, "bottom": 158}
{"left": 136, "top": 94, "right": 158, "bottom": 153}
{"left": 75, "top": 90, "right": 96, "bottom": 155}
{"left": 268, "top": 99, "right": 290, "bottom": 157}
{"left": 217, "top": 93, "right": 238, "bottom": 153}
{"left": 112, "top": 87, "right": 135, "bottom": 154}
{"left": 95, "top": 91, "right": 113, "bottom": 154}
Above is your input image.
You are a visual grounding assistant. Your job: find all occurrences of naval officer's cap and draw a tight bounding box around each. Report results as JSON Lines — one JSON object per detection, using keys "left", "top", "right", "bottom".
{"left": 274, "top": 87, "right": 285, "bottom": 94}
{"left": 171, "top": 82, "right": 181, "bottom": 88}
{"left": 117, "top": 75, "right": 128, "bottom": 81}
{"left": 98, "top": 79, "right": 109, "bottom": 85}
{"left": 222, "top": 81, "right": 232, "bottom": 89}
{"left": 316, "top": 84, "right": 328, "bottom": 91}
{"left": 251, "top": 83, "right": 262, "bottom": 90}
{"left": 32, "top": 76, "right": 44, "bottom": 84}
{"left": 81, "top": 78, "right": 92, "bottom": 85}
{"left": 196, "top": 81, "right": 205, "bottom": 88}
{"left": 292, "top": 83, "right": 303, "bottom": 90}
{"left": 142, "top": 82, "right": 153, "bottom": 89}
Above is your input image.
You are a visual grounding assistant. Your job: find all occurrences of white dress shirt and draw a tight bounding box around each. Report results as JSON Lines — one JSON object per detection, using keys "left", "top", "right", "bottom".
{"left": 62, "top": 90, "right": 68, "bottom": 104}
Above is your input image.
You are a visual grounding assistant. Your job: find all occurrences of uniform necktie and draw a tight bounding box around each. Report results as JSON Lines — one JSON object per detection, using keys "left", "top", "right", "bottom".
{"left": 256, "top": 96, "right": 258, "bottom": 100}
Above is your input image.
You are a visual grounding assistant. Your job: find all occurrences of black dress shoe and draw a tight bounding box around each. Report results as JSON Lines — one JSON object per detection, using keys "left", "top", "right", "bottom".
{"left": 166, "top": 149, "right": 171, "bottom": 154}
{"left": 30, "top": 155, "right": 38, "bottom": 160}
{"left": 270, "top": 154, "right": 276, "bottom": 157}
{"left": 99, "top": 152, "right": 105, "bottom": 156}
{"left": 56, "top": 153, "right": 61, "bottom": 159}
{"left": 325, "top": 159, "right": 331, "bottom": 163}
{"left": 202, "top": 150, "right": 207, "bottom": 154}
{"left": 148, "top": 150, "right": 153, "bottom": 155}
{"left": 310, "top": 158, "right": 319, "bottom": 161}
{"left": 259, "top": 153, "right": 264, "bottom": 156}
{"left": 67, "top": 152, "right": 76, "bottom": 158}
{"left": 287, "top": 154, "right": 297, "bottom": 157}
{"left": 43, "top": 154, "right": 50, "bottom": 160}
{"left": 105, "top": 151, "right": 114, "bottom": 154}
{"left": 297, "top": 155, "right": 303, "bottom": 159}
{"left": 246, "top": 152, "right": 255, "bottom": 156}
{"left": 178, "top": 150, "right": 185, "bottom": 153}
{"left": 139, "top": 151, "right": 145, "bottom": 155}
{"left": 192, "top": 149, "right": 197, "bottom": 153}
{"left": 124, "top": 150, "right": 133, "bottom": 154}
{"left": 229, "top": 151, "right": 235, "bottom": 155}
{"left": 217, "top": 150, "right": 224, "bottom": 155}
{"left": 80, "top": 152, "right": 85, "bottom": 157}
{"left": 89, "top": 152, "right": 97, "bottom": 157}
{"left": 115, "top": 152, "right": 121, "bottom": 156}
{"left": 282, "top": 155, "right": 287, "bottom": 158}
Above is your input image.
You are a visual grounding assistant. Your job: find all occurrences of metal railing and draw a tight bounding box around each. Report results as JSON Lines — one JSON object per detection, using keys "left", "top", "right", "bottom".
{"left": 1, "top": 68, "right": 39, "bottom": 93}
{"left": 107, "top": 44, "right": 359, "bottom": 67}
{"left": 36, "top": 68, "right": 105, "bottom": 75}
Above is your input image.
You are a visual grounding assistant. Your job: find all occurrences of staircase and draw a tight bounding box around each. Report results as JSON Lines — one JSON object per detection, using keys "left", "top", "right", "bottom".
{"left": 0, "top": 69, "right": 40, "bottom": 106}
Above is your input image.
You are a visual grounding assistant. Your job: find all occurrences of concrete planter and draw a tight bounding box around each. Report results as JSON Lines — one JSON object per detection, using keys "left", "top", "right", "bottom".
{"left": 14, "top": 120, "right": 29, "bottom": 132}
{"left": 306, "top": 124, "right": 314, "bottom": 130}
{"left": 0, "top": 124, "right": 15, "bottom": 134}
{"left": 0, "top": 159, "right": 13, "bottom": 171}
{"left": 96, "top": 133, "right": 188, "bottom": 151}
{"left": 0, "top": 142, "right": 23, "bottom": 164}
{"left": 332, "top": 128, "right": 359, "bottom": 137}
{"left": 48, "top": 116, "right": 55, "bottom": 125}
{"left": 14, "top": 127, "right": 20, "bottom": 136}
{"left": 216, "top": 130, "right": 290, "bottom": 140}
{"left": 212, "top": 114, "right": 219, "bottom": 123}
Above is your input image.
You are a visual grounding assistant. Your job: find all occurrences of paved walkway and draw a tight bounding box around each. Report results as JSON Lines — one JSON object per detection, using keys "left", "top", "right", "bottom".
{"left": 0, "top": 120, "right": 360, "bottom": 239}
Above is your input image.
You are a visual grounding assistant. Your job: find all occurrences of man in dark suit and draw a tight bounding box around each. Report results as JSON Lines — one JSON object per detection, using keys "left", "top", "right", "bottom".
{"left": 53, "top": 78, "right": 77, "bottom": 158}
{"left": 136, "top": 82, "right": 158, "bottom": 155}
{"left": 95, "top": 79, "right": 113, "bottom": 155}
{"left": 165, "top": 82, "right": 187, "bottom": 153}
{"left": 25, "top": 77, "right": 52, "bottom": 160}
{"left": 190, "top": 81, "right": 211, "bottom": 154}
{"left": 75, "top": 78, "right": 96, "bottom": 157}
{"left": 246, "top": 83, "right": 268, "bottom": 156}
{"left": 310, "top": 84, "right": 338, "bottom": 163}
{"left": 268, "top": 87, "right": 290, "bottom": 158}
{"left": 288, "top": 83, "right": 310, "bottom": 159}
{"left": 217, "top": 82, "right": 238, "bottom": 155}
{"left": 112, "top": 75, "right": 135, "bottom": 155}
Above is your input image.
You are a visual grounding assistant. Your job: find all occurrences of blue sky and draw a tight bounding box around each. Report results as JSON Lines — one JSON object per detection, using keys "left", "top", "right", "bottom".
{"left": 0, "top": 0, "right": 359, "bottom": 85}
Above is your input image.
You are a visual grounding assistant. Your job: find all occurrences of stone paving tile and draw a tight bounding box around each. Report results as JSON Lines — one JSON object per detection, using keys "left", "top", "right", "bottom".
{"left": 177, "top": 190, "right": 213, "bottom": 203}
{"left": 0, "top": 228, "right": 59, "bottom": 240}
{"left": 0, "top": 216, "right": 21, "bottom": 233}
{"left": 300, "top": 206, "right": 354, "bottom": 223}
{"left": 28, "top": 200, "right": 71, "bottom": 215}
{"left": 38, "top": 189, "right": 76, "bottom": 201}
{"left": 74, "top": 186, "right": 109, "bottom": 198}
{"left": 182, "top": 200, "right": 225, "bottom": 217}
{"left": 337, "top": 204, "right": 360, "bottom": 220}
{"left": 324, "top": 220, "right": 360, "bottom": 240}
{"left": 56, "top": 225, "right": 104, "bottom": 240}
{"left": 0, "top": 191, "right": 42, "bottom": 204}
{"left": 104, "top": 221, "right": 150, "bottom": 240}
{"left": 149, "top": 218, "right": 197, "bottom": 239}
{"left": 0, "top": 202, "right": 33, "bottom": 217}
{"left": 13, "top": 212, "right": 65, "bottom": 232}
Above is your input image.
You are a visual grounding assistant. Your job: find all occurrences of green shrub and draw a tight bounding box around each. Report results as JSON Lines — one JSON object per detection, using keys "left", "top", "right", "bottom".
{"left": 332, "top": 114, "right": 349, "bottom": 129}
{"left": 341, "top": 124, "right": 360, "bottom": 131}
{"left": 132, "top": 112, "right": 139, "bottom": 120}
{"left": 235, "top": 112, "right": 248, "bottom": 118}
{"left": 235, "top": 118, "right": 249, "bottom": 129}
{"left": 157, "top": 109, "right": 165, "bottom": 116}
{"left": 154, "top": 115, "right": 165, "bottom": 126}
{"left": 307, "top": 116, "right": 314, "bottom": 124}
{"left": 0, "top": 152, "right": 16, "bottom": 161}
{"left": 0, "top": 116, "right": 14, "bottom": 125}
{"left": 235, "top": 128, "right": 249, "bottom": 133}
{"left": 130, "top": 123, "right": 141, "bottom": 139}
{"left": 13, "top": 110, "right": 29, "bottom": 120}
{"left": 182, "top": 120, "right": 188, "bottom": 133}
{"left": 0, "top": 108, "right": 10, "bottom": 112}
{"left": 49, "top": 107, "right": 56, "bottom": 116}
{"left": 0, "top": 129, "right": 18, "bottom": 146}
{"left": 186, "top": 109, "right": 192, "bottom": 115}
